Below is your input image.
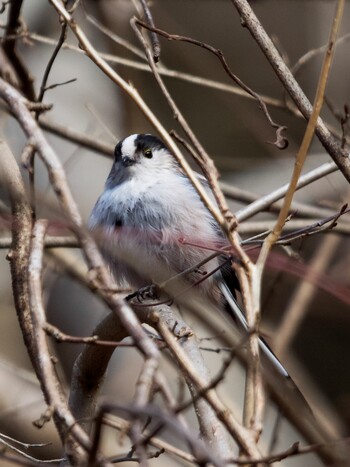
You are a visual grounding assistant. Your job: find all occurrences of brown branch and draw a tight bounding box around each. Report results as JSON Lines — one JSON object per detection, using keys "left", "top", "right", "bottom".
{"left": 257, "top": 0, "right": 345, "bottom": 270}
{"left": 0, "top": 140, "right": 34, "bottom": 358}
{"left": 44, "top": 322, "right": 136, "bottom": 348}
{"left": 28, "top": 19, "right": 68, "bottom": 221}
{"left": 94, "top": 403, "right": 227, "bottom": 467}
{"left": 128, "top": 356, "right": 159, "bottom": 467}
{"left": 36, "top": 22, "right": 67, "bottom": 105}
{"left": 0, "top": 451, "right": 59, "bottom": 467}
{"left": 70, "top": 300, "right": 236, "bottom": 460}
{"left": 240, "top": 219, "right": 350, "bottom": 239}
{"left": 230, "top": 0, "right": 350, "bottom": 182}
{"left": 40, "top": 117, "right": 114, "bottom": 156}
{"left": 136, "top": 19, "right": 288, "bottom": 150}
{"left": 104, "top": 414, "right": 196, "bottom": 464}
{"left": 291, "top": 32, "right": 350, "bottom": 77}
{"left": 138, "top": 0, "right": 160, "bottom": 62}
{"left": 83, "top": 7, "right": 146, "bottom": 60}
{"left": 2, "top": 0, "right": 35, "bottom": 99}
{"left": 28, "top": 219, "right": 97, "bottom": 464}
{"left": 0, "top": 434, "right": 62, "bottom": 465}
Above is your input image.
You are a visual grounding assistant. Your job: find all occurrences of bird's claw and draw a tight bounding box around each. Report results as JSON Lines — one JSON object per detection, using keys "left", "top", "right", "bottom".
{"left": 136, "top": 284, "right": 159, "bottom": 302}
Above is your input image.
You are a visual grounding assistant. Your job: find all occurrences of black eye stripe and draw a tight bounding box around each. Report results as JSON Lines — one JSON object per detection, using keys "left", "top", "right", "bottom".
{"left": 114, "top": 134, "right": 167, "bottom": 162}
{"left": 135, "top": 134, "right": 167, "bottom": 153}
{"left": 115, "top": 217, "right": 123, "bottom": 227}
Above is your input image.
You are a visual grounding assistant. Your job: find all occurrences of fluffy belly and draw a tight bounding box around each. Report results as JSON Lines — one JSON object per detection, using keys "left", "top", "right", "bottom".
{"left": 99, "top": 225, "right": 221, "bottom": 299}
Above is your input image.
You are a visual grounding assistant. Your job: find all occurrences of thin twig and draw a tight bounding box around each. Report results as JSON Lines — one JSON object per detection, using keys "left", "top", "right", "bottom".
{"left": 136, "top": 19, "right": 288, "bottom": 150}
{"left": 14, "top": 30, "right": 286, "bottom": 108}
{"left": 44, "top": 322, "right": 136, "bottom": 347}
{"left": 83, "top": 6, "right": 146, "bottom": 60}
{"left": 138, "top": 0, "right": 160, "bottom": 62}
{"left": 257, "top": 0, "right": 345, "bottom": 271}
{"left": 236, "top": 160, "right": 338, "bottom": 222}
{"left": 0, "top": 436, "right": 63, "bottom": 464}
{"left": 103, "top": 414, "right": 195, "bottom": 464}
{"left": 221, "top": 180, "right": 338, "bottom": 220}
{"left": 230, "top": 0, "right": 350, "bottom": 182}
{"left": 36, "top": 22, "right": 67, "bottom": 104}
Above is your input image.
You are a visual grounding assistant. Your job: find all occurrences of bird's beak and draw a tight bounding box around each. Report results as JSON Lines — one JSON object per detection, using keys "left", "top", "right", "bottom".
{"left": 122, "top": 156, "right": 135, "bottom": 167}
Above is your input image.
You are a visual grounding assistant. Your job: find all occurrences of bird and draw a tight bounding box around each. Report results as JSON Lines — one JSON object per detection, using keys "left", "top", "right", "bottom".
{"left": 89, "top": 133, "right": 288, "bottom": 377}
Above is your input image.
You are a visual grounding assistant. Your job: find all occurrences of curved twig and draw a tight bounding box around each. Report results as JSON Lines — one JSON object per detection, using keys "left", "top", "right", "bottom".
{"left": 136, "top": 18, "right": 288, "bottom": 150}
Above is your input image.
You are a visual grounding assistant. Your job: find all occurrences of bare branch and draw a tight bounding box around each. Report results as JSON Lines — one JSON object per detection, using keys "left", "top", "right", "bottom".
{"left": 236, "top": 160, "right": 338, "bottom": 222}
{"left": 257, "top": 0, "right": 345, "bottom": 272}
{"left": 138, "top": 0, "right": 160, "bottom": 61}
{"left": 28, "top": 219, "right": 94, "bottom": 464}
{"left": 0, "top": 140, "right": 34, "bottom": 360}
{"left": 136, "top": 19, "right": 288, "bottom": 150}
{"left": 230, "top": 0, "right": 350, "bottom": 182}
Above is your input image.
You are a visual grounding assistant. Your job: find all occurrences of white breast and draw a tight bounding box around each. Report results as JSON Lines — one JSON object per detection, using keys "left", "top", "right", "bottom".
{"left": 89, "top": 169, "right": 224, "bottom": 296}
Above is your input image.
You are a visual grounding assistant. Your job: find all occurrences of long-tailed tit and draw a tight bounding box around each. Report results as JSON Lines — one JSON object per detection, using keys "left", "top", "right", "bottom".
{"left": 89, "top": 133, "right": 287, "bottom": 377}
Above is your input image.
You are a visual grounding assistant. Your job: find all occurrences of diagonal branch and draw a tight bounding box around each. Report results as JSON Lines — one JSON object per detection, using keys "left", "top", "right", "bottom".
{"left": 230, "top": 0, "right": 350, "bottom": 182}
{"left": 257, "top": 0, "right": 345, "bottom": 270}
{"left": 135, "top": 19, "right": 288, "bottom": 150}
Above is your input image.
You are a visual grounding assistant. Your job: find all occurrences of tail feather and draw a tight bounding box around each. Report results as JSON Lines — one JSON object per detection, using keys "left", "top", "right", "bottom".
{"left": 219, "top": 281, "right": 289, "bottom": 378}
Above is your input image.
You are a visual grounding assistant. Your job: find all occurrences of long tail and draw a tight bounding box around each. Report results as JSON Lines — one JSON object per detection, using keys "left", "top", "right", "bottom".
{"left": 219, "top": 281, "right": 289, "bottom": 378}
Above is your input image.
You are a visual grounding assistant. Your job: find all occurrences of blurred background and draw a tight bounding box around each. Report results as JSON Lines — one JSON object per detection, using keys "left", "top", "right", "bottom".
{"left": 0, "top": 0, "right": 350, "bottom": 465}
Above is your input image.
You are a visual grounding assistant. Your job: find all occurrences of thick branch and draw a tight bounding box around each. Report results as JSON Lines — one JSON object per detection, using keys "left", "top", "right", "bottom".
{"left": 0, "top": 140, "right": 34, "bottom": 357}
{"left": 28, "top": 220, "right": 99, "bottom": 465}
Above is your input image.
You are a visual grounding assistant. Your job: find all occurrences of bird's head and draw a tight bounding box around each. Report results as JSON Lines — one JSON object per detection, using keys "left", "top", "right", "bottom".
{"left": 107, "top": 134, "right": 181, "bottom": 186}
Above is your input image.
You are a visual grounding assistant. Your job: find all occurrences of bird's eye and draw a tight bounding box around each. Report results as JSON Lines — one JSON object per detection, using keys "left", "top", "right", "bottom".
{"left": 143, "top": 148, "right": 153, "bottom": 159}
